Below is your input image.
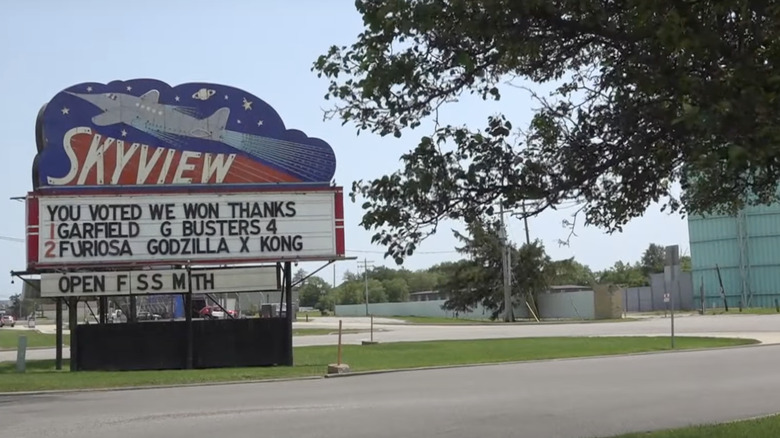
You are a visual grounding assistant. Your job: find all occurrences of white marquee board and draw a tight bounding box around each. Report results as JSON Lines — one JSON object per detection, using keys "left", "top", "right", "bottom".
{"left": 30, "top": 190, "right": 343, "bottom": 268}
{"left": 40, "top": 266, "right": 280, "bottom": 297}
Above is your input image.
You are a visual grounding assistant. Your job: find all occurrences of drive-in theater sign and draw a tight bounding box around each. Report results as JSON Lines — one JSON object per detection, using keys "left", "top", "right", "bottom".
{"left": 16, "top": 79, "right": 346, "bottom": 371}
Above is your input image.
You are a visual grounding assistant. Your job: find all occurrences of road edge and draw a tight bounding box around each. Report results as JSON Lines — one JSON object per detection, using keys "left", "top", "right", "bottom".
{"left": 0, "top": 338, "right": 768, "bottom": 397}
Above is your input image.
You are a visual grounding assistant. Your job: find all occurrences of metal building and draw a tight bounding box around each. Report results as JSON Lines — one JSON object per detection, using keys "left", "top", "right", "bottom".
{"left": 688, "top": 202, "right": 780, "bottom": 309}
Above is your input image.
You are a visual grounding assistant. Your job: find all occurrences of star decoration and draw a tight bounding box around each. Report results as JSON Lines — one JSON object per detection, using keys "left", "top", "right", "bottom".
{"left": 61, "top": 107, "right": 70, "bottom": 115}
{"left": 121, "top": 129, "right": 127, "bottom": 137}
{"left": 257, "top": 120, "right": 264, "bottom": 126}
{"left": 175, "top": 96, "right": 180, "bottom": 101}
{"left": 242, "top": 97, "right": 253, "bottom": 110}
{"left": 126, "top": 86, "right": 133, "bottom": 91}
{"left": 224, "top": 95, "right": 229, "bottom": 100}
{"left": 86, "top": 86, "right": 93, "bottom": 92}
{"left": 237, "top": 119, "right": 242, "bottom": 124}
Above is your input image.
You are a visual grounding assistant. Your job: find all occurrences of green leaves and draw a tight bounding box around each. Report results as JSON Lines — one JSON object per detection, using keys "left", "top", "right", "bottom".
{"left": 315, "top": 0, "right": 780, "bottom": 262}
{"left": 439, "top": 220, "right": 551, "bottom": 320}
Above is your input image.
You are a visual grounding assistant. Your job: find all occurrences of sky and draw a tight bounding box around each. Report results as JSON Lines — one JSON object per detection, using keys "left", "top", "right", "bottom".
{"left": 0, "top": 0, "right": 690, "bottom": 298}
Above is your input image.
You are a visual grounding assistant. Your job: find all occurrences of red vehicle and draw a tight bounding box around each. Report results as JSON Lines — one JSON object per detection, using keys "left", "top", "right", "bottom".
{"left": 199, "top": 306, "right": 225, "bottom": 319}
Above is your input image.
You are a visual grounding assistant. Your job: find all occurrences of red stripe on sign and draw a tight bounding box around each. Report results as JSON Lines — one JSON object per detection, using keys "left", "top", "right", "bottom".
{"left": 335, "top": 226, "right": 345, "bottom": 256}
{"left": 334, "top": 188, "right": 344, "bottom": 220}
{"left": 26, "top": 195, "right": 39, "bottom": 269}
{"left": 334, "top": 188, "right": 345, "bottom": 255}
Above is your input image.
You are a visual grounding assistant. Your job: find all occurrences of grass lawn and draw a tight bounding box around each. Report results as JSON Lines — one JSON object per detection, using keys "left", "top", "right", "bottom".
{"left": 394, "top": 316, "right": 635, "bottom": 325}
{"left": 0, "top": 330, "right": 69, "bottom": 350}
{"left": 394, "top": 316, "right": 494, "bottom": 324}
{"left": 292, "top": 328, "right": 366, "bottom": 336}
{"left": 0, "top": 336, "right": 756, "bottom": 393}
{"left": 705, "top": 307, "right": 780, "bottom": 315}
{"left": 612, "top": 413, "right": 780, "bottom": 437}
{"left": 297, "top": 311, "right": 322, "bottom": 320}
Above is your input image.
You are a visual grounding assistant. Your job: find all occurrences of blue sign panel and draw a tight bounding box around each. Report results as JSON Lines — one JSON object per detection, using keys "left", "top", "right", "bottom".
{"left": 33, "top": 79, "right": 337, "bottom": 190}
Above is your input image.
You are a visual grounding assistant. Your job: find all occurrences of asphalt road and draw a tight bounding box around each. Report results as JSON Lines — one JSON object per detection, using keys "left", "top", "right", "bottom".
{"left": 3, "top": 344, "right": 780, "bottom": 438}
{"left": 3, "top": 313, "right": 779, "bottom": 362}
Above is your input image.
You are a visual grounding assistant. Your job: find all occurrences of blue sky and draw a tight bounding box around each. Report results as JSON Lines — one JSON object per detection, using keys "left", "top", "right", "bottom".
{"left": 0, "top": 0, "right": 689, "bottom": 298}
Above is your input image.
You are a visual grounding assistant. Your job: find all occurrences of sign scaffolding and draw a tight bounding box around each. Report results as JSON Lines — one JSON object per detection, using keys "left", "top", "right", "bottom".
{"left": 14, "top": 78, "right": 349, "bottom": 371}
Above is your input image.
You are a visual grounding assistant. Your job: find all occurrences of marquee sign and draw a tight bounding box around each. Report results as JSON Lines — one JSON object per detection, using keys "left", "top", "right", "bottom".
{"left": 26, "top": 189, "right": 345, "bottom": 269}
{"left": 33, "top": 79, "right": 337, "bottom": 190}
{"left": 40, "top": 266, "right": 280, "bottom": 298}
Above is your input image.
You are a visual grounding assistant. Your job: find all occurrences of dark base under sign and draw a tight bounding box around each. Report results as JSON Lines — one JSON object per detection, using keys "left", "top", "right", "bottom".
{"left": 74, "top": 318, "right": 292, "bottom": 371}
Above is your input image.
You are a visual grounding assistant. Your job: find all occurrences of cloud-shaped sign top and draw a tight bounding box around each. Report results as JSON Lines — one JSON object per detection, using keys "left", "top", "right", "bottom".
{"left": 33, "top": 79, "right": 337, "bottom": 190}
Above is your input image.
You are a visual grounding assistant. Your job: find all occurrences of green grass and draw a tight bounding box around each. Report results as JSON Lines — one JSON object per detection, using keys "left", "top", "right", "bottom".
{"left": 393, "top": 316, "right": 493, "bottom": 324}
{"left": 612, "top": 413, "right": 780, "bottom": 437}
{"left": 297, "top": 311, "right": 322, "bottom": 320}
{"left": 705, "top": 307, "right": 780, "bottom": 315}
{"left": 0, "top": 330, "right": 69, "bottom": 350}
{"left": 0, "top": 336, "right": 756, "bottom": 393}
{"left": 292, "top": 328, "right": 366, "bottom": 336}
{"left": 393, "top": 316, "right": 636, "bottom": 325}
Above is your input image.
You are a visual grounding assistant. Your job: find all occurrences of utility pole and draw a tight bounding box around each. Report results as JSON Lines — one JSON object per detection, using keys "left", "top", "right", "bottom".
{"left": 499, "top": 204, "right": 513, "bottom": 322}
{"left": 357, "top": 258, "right": 374, "bottom": 316}
{"left": 521, "top": 201, "right": 531, "bottom": 245}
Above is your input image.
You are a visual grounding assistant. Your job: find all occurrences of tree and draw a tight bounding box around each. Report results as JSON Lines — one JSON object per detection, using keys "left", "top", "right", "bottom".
{"left": 293, "top": 269, "right": 308, "bottom": 285}
{"left": 366, "top": 279, "right": 389, "bottom": 303}
{"left": 641, "top": 244, "right": 667, "bottom": 276}
{"left": 438, "top": 219, "right": 550, "bottom": 320}
{"left": 547, "top": 258, "right": 597, "bottom": 286}
{"left": 299, "top": 276, "right": 332, "bottom": 308}
{"left": 598, "top": 261, "right": 647, "bottom": 287}
{"left": 314, "top": 1, "right": 780, "bottom": 263}
{"left": 342, "top": 270, "right": 361, "bottom": 283}
{"left": 8, "top": 293, "right": 21, "bottom": 318}
{"left": 382, "top": 277, "right": 410, "bottom": 302}
{"left": 681, "top": 256, "right": 693, "bottom": 272}
{"left": 316, "top": 293, "right": 336, "bottom": 313}
{"left": 406, "top": 271, "right": 439, "bottom": 292}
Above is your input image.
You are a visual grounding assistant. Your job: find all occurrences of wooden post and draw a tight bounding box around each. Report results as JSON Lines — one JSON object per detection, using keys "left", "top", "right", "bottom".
{"left": 337, "top": 320, "right": 343, "bottom": 365}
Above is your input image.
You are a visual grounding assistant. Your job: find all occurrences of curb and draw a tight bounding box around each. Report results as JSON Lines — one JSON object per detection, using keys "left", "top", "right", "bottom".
{"left": 0, "top": 346, "right": 65, "bottom": 353}
{"left": 0, "top": 337, "right": 769, "bottom": 396}
{"left": 0, "top": 375, "right": 325, "bottom": 397}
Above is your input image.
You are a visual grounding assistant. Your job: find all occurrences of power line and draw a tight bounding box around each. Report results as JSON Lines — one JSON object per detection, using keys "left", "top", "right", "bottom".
{"left": 0, "top": 236, "right": 24, "bottom": 243}
{"left": 347, "top": 249, "right": 459, "bottom": 254}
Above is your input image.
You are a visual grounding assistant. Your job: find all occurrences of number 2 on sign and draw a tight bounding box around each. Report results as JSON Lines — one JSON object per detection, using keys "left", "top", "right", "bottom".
{"left": 44, "top": 241, "right": 56, "bottom": 258}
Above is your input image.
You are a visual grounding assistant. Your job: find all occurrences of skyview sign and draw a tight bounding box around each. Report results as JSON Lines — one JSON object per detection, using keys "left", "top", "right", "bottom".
{"left": 33, "top": 79, "right": 337, "bottom": 190}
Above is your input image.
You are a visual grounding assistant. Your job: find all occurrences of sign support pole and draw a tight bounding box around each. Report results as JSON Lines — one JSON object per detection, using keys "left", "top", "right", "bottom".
{"left": 55, "top": 298, "right": 62, "bottom": 371}
{"left": 68, "top": 297, "right": 78, "bottom": 371}
{"left": 284, "top": 261, "right": 293, "bottom": 366}
{"left": 98, "top": 297, "right": 107, "bottom": 324}
{"left": 185, "top": 264, "right": 194, "bottom": 370}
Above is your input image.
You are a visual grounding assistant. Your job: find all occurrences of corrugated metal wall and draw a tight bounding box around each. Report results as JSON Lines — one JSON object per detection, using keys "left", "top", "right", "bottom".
{"left": 688, "top": 202, "right": 780, "bottom": 308}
